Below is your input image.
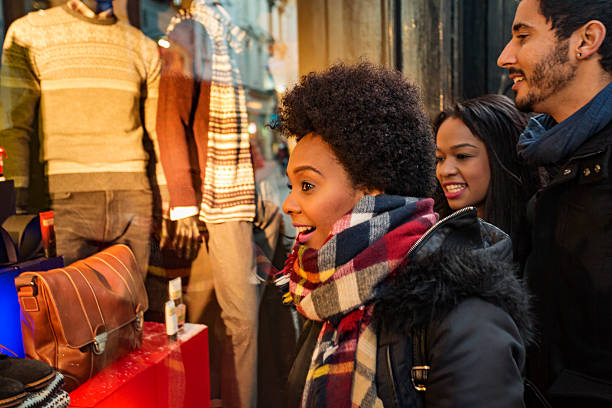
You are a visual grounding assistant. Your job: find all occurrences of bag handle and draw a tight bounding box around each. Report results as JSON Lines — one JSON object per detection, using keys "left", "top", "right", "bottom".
{"left": 0, "top": 226, "right": 18, "bottom": 265}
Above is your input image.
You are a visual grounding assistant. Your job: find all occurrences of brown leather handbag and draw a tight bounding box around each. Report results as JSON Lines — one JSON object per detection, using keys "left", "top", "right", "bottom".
{"left": 15, "top": 244, "right": 148, "bottom": 391}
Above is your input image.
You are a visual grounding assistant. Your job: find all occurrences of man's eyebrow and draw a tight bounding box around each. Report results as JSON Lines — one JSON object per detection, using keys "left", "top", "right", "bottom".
{"left": 292, "top": 165, "right": 323, "bottom": 176}
{"left": 512, "top": 22, "right": 532, "bottom": 32}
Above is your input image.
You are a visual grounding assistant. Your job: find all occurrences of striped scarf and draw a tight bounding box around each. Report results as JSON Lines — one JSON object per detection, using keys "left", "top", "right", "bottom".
{"left": 281, "top": 195, "right": 437, "bottom": 408}
{"left": 167, "top": 2, "right": 255, "bottom": 222}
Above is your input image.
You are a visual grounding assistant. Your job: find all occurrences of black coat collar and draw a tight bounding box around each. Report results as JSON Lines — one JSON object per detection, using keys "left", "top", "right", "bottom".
{"left": 374, "top": 209, "right": 534, "bottom": 344}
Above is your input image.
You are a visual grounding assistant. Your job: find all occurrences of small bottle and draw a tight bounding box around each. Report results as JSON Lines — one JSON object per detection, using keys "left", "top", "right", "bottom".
{"left": 168, "top": 277, "right": 186, "bottom": 332}
{"left": 165, "top": 300, "right": 178, "bottom": 342}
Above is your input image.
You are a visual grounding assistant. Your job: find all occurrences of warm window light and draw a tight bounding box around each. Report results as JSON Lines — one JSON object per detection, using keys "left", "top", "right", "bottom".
{"left": 158, "top": 38, "right": 170, "bottom": 49}
{"left": 246, "top": 100, "right": 263, "bottom": 110}
{"left": 248, "top": 123, "right": 257, "bottom": 134}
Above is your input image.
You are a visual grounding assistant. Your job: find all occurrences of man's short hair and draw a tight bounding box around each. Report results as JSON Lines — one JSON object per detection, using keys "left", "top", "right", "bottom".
{"left": 534, "top": 0, "right": 612, "bottom": 74}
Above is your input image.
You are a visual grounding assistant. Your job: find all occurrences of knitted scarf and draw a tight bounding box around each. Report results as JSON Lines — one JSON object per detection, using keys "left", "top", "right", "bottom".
{"left": 166, "top": 1, "right": 255, "bottom": 223}
{"left": 280, "top": 195, "right": 437, "bottom": 408}
{"left": 517, "top": 81, "right": 612, "bottom": 165}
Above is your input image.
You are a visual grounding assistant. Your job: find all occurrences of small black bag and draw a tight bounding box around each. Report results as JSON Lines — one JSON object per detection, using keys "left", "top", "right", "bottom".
{"left": 2, "top": 215, "right": 43, "bottom": 262}
{"left": 410, "top": 327, "right": 552, "bottom": 408}
{"left": 0, "top": 226, "right": 18, "bottom": 266}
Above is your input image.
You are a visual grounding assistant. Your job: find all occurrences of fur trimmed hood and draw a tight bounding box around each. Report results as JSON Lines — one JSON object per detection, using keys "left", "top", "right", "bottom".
{"left": 374, "top": 210, "right": 534, "bottom": 345}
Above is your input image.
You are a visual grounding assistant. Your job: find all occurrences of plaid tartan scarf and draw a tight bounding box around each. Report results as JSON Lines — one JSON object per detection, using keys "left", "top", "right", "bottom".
{"left": 281, "top": 195, "right": 437, "bottom": 408}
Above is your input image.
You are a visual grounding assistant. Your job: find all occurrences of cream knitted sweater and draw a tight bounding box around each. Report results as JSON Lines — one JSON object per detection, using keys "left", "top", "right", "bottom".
{"left": 0, "top": 4, "right": 161, "bottom": 193}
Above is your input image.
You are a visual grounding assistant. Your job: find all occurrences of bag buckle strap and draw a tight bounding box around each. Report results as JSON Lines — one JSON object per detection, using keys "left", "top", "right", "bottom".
{"left": 134, "top": 310, "right": 144, "bottom": 332}
{"left": 16, "top": 276, "right": 39, "bottom": 297}
{"left": 411, "top": 365, "right": 430, "bottom": 392}
{"left": 93, "top": 332, "right": 108, "bottom": 355}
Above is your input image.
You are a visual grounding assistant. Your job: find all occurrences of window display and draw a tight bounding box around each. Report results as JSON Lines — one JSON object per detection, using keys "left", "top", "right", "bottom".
{"left": 0, "top": 1, "right": 294, "bottom": 406}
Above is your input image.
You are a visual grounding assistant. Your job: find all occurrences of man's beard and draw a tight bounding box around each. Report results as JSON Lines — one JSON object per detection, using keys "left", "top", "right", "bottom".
{"left": 516, "top": 40, "right": 577, "bottom": 113}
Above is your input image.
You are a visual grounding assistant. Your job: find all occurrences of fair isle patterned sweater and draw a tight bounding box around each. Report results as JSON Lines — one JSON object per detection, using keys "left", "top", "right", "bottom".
{"left": 0, "top": 4, "right": 161, "bottom": 193}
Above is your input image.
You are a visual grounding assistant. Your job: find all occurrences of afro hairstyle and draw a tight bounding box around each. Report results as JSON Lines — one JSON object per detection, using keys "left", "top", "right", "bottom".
{"left": 273, "top": 62, "right": 435, "bottom": 198}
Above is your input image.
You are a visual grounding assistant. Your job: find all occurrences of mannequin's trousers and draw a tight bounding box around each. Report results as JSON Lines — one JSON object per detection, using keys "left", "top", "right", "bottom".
{"left": 185, "top": 221, "right": 259, "bottom": 408}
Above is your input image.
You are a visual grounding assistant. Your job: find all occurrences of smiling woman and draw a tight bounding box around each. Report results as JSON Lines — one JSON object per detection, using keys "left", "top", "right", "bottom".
{"left": 433, "top": 94, "right": 539, "bottom": 268}
{"left": 435, "top": 117, "right": 491, "bottom": 215}
{"left": 272, "top": 63, "right": 533, "bottom": 408}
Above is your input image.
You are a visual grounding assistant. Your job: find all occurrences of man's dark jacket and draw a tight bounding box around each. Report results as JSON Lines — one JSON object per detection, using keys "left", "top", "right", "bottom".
{"left": 524, "top": 120, "right": 612, "bottom": 407}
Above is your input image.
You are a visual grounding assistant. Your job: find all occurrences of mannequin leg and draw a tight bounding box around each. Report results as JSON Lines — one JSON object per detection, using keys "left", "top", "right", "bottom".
{"left": 206, "top": 221, "right": 259, "bottom": 408}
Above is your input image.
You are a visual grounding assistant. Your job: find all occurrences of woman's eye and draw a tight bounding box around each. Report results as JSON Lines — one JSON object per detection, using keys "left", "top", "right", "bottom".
{"left": 286, "top": 182, "right": 292, "bottom": 190}
{"left": 456, "top": 154, "right": 471, "bottom": 160}
{"left": 435, "top": 156, "right": 444, "bottom": 164}
{"left": 301, "top": 182, "right": 314, "bottom": 191}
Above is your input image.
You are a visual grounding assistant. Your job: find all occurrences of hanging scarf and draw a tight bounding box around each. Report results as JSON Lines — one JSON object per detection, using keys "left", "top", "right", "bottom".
{"left": 517, "top": 81, "right": 612, "bottom": 165}
{"left": 166, "top": 2, "right": 255, "bottom": 223}
{"left": 280, "top": 195, "right": 437, "bottom": 408}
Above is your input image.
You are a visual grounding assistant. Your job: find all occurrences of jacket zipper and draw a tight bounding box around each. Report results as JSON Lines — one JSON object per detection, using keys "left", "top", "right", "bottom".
{"left": 405, "top": 206, "right": 476, "bottom": 259}
{"left": 385, "top": 344, "right": 400, "bottom": 408}
{"left": 380, "top": 207, "right": 475, "bottom": 406}
{"left": 569, "top": 150, "right": 604, "bottom": 161}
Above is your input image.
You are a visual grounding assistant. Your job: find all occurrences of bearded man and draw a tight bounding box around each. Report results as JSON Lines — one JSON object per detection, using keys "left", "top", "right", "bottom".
{"left": 498, "top": 0, "right": 612, "bottom": 406}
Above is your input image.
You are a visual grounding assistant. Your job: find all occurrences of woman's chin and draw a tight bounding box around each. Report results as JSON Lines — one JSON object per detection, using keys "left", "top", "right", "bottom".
{"left": 305, "top": 235, "right": 325, "bottom": 250}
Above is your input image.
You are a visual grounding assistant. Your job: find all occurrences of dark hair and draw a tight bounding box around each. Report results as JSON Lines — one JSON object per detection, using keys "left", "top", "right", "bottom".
{"left": 534, "top": 0, "right": 612, "bottom": 75}
{"left": 433, "top": 94, "right": 539, "bottom": 266}
{"left": 273, "top": 62, "right": 435, "bottom": 197}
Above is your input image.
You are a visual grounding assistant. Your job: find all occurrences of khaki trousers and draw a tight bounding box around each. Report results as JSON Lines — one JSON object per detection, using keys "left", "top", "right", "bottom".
{"left": 185, "top": 221, "right": 259, "bottom": 408}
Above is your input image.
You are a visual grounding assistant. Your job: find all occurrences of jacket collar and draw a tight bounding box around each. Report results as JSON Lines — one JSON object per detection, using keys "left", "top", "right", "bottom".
{"left": 374, "top": 208, "right": 534, "bottom": 344}
{"left": 544, "top": 120, "right": 612, "bottom": 189}
{"left": 567, "top": 119, "right": 612, "bottom": 159}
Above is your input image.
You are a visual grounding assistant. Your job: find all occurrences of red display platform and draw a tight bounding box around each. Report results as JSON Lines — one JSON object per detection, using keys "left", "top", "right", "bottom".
{"left": 69, "top": 322, "right": 209, "bottom": 408}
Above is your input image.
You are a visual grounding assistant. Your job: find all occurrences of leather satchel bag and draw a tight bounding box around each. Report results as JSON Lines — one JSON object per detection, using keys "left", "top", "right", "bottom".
{"left": 15, "top": 244, "right": 148, "bottom": 391}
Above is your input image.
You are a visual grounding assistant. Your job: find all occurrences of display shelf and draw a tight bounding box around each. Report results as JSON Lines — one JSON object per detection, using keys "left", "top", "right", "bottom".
{"left": 69, "top": 322, "right": 209, "bottom": 408}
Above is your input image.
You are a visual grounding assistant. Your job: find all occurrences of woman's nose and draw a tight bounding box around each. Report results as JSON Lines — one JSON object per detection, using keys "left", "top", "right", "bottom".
{"left": 282, "top": 191, "right": 299, "bottom": 215}
{"left": 437, "top": 159, "right": 458, "bottom": 178}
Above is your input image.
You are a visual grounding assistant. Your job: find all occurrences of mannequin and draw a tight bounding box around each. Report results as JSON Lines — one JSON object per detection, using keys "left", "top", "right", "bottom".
{"left": 160, "top": 214, "right": 200, "bottom": 259}
{"left": 13, "top": 0, "right": 116, "bottom": 214}
{"left": 160, "top": 0, "right": 236, "bottom": 261}
{"left": 0, "top": 0, "right": 161, "bottom": 274}
{"left": 155, "top": 3, "right": 258, "bottom": 406}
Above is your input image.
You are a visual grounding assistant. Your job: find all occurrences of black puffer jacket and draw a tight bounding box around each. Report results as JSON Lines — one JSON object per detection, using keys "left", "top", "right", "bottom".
{"left": 374, "top": 207, "right": 533, "bottom": 407}
{"left": 286, "top": 208, "right": 533, "bottom": 407}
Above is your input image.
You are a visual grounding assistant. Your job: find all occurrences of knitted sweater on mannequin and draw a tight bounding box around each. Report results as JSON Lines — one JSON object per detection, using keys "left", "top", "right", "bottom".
{"left": 0, "top": 4, "right": 161, "bottom": 193}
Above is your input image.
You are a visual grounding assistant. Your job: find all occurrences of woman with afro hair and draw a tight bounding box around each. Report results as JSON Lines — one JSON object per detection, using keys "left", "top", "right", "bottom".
{"left": 273, "top": 62, "right": 532, "bottom": 407}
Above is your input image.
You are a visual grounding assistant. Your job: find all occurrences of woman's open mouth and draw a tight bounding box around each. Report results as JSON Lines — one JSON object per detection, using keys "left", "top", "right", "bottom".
{"left": 444, "top": 183, "right": 467, "bottom": 199}
{"left": 296, "top": 225, "right": 316, "bottom": 244}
